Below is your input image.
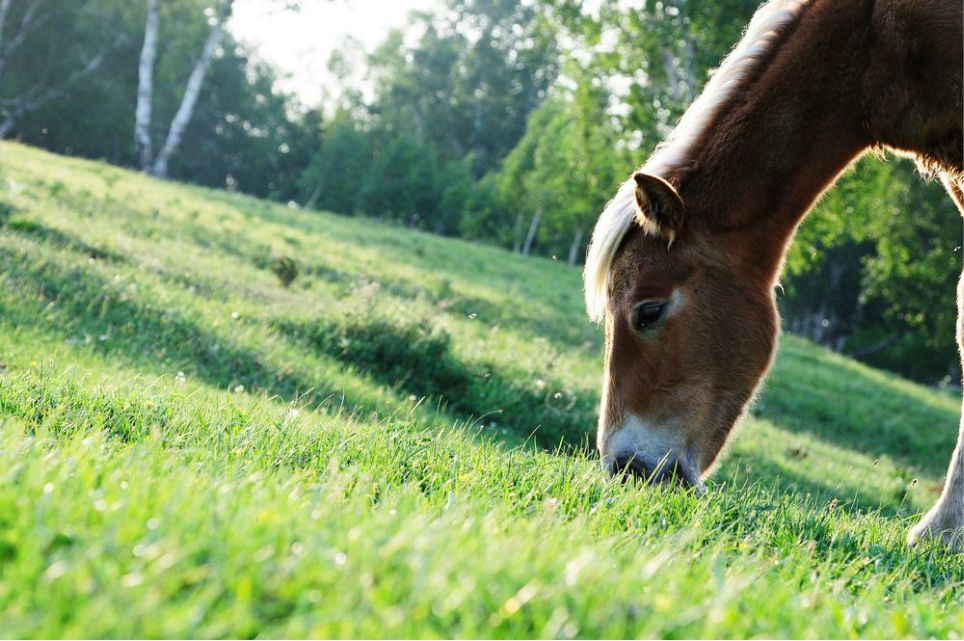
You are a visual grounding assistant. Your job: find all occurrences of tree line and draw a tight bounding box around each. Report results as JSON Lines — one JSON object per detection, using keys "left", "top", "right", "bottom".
{"left": 1, "top": 0, "right": 959, "bottom": 384}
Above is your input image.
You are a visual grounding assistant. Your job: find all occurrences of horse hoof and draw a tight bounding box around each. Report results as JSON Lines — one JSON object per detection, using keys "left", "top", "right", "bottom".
{"left": 907, "top": 514, "right": 964, "bottom": 552}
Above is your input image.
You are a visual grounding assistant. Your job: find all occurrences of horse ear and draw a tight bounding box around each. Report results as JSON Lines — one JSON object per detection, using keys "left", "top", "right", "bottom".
{"left": 632, "top": 172, "right": 684, "bottom": 244}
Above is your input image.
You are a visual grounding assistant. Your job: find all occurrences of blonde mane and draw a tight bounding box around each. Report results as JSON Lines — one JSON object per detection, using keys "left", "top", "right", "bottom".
{"left": 583, "top": 0, "right": 811, "bottom": 323}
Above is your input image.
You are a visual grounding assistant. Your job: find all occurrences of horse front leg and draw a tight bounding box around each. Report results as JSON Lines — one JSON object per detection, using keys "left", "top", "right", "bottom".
{"left": 908, "top": 174, "right": 964, "bottom": 550}
{"left": 908, "top": 408, "right": 964, "bottom": 550}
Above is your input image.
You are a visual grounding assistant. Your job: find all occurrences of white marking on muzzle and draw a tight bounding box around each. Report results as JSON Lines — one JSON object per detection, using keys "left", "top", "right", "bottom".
{"left": 603, "top": 414, "right": 680, "bottom": 467}
{"left": 602, "top": 414, "right": 705, "bottom": 491}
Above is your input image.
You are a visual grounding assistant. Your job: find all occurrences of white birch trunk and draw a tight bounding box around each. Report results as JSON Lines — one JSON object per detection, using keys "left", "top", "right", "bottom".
{"left": 150, "top": 9, "right": 227, "bottom": 178}
{"left": 682, "top": 28, "right": 697, "bottom": 102}
{"left": 521, "top": 207, "right": 541, "bottom": 256}
{"left": 512, "top": 212, "right": 525, "bottom": 253}
{"left": 662, "top": 48, "right": 682, "bottom": 102}
{"left": 0, "top": 0, "right": 14, "bottom": 51}
{"left": 0, "top": 0, "right": 45, "bottom": 80}
{"left": 135, "top": 0, "right": 159, "bottom": 170}
{"left": 0, "top": 116, "right": 14, "bottom": 138}
{"left": 567, "top": 227, "right": 584, "bottom": 266}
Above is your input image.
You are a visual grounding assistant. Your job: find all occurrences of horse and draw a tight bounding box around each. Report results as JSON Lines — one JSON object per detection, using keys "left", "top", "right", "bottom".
{"left": 584, "top": 0, "right": 963, "bottom": 549}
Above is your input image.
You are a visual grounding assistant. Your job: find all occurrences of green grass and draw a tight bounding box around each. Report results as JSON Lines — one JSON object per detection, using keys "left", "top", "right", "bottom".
{"left": 0, "top": 141, "right": 961, "bottom": 638}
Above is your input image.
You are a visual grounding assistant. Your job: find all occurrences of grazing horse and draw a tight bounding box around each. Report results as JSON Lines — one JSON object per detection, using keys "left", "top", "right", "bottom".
{"left": 584, "top": 0, "right": 963, "bottom": 548}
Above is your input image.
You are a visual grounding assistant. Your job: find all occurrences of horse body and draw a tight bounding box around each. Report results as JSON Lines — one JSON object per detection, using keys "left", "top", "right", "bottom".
{"left": 586, "top": 0, "right": 963, "bottom": 547}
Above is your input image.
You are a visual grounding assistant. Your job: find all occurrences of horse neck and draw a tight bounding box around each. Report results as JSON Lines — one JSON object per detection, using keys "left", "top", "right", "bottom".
{"left": 674, "top": 0, "right": 874, "bottom": 284}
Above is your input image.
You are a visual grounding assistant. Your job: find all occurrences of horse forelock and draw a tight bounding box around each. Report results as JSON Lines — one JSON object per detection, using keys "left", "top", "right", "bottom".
{"left": 583, "top": 0, "right": 811, "bottom": 323}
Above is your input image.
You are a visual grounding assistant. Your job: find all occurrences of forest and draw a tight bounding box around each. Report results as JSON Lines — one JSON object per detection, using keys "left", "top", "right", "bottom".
{"left": 2, "top": 0, "right": 960, "bottom": 383}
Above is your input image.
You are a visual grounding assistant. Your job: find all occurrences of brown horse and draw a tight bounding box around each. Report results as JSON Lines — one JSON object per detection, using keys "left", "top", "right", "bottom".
{"left": 585, "top": 0, "right": 963, "bottom": 548}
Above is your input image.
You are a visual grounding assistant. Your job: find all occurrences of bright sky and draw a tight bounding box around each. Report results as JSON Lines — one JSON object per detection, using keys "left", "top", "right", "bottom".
{"left": 230, "top": 0, "right": 440, "bottom": 106}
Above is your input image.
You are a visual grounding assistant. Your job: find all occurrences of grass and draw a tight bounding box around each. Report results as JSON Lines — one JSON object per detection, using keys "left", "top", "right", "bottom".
{"left": 0, "top": 141, "right": 961, "bottom": 638}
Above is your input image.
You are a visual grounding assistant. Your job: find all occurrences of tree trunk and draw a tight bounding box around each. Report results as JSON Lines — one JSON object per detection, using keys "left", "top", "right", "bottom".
{"left": 135, "top": 0, "right": 159, "bottom": 170}
{"left": 512, "top": 212, "right": 525, "bottom": 253}
{"left": 303, "top": 178, "right": 324, "bottom": 210}
{"left": 847, "top": 333, "right": 900, "bottom": 359}
{"left": 682, "top": 33, "right": 697, "bottom": 102}
{"left": 0, "top": 0, "right": 46, "bottom": 80}
{"left": 661, "top": 48, "right": 682, "bottom": 101}
{"left": 521, "top": 207, "right": 541, "bottom": 256}
{"left": 471, "top": 100, "right": 484, "bottom": 178}
{"left": 567, "top": 227, "right": 584, "bottom": 266}
{"left": 150, "top": 3, "right": 229, "bottom": 178}
{"left": 0, "top": 0, "right": 14, "bottom": 52}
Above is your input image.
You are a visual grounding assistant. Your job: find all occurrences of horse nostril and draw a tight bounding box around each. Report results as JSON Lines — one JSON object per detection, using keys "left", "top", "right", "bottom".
{"left": 610, "top": 454, "right": 651, "bottom": 481}
{"left": 611, "top": 454, "right": 687, "bottom": 485}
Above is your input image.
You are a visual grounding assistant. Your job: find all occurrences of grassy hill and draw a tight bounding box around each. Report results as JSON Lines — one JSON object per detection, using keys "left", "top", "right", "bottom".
{"left": 0, "top": 141, "right": 961, "bottom": 638}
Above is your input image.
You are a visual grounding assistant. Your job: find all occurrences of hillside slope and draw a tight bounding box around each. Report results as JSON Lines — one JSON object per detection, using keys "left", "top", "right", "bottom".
{"left": 0, "top": 142, "right": 961, "bottom": 638}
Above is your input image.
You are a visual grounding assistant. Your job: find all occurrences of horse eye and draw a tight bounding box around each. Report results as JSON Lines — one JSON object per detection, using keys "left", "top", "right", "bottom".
{"left": 631, "top": 301, "right": 667, "bottom": 331}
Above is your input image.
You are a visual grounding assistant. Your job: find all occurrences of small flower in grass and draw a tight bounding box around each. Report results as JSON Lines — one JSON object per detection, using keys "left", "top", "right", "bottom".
{"left": 175, "top": 371, "right": 187, "bottom": 384}
{"left": 233, "top": 384, "right": 245, "bottom": 394}
{"left": 44, "top": 562, "right": 67, "bottom": 581}
{"left": 121, "top": 572, "right": 143, "bottom": 588}
{"left": 231, "top": 311, "right": 240, "bottom": 320}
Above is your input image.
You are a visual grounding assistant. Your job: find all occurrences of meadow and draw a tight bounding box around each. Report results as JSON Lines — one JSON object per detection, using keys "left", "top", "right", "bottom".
{"left": 0, "top": 141, "right": 961, "bottom": 638}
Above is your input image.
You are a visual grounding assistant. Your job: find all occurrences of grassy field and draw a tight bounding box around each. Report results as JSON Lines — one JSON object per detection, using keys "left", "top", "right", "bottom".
{"left": 0, "top": 141, "right": 961, "bottom": 638}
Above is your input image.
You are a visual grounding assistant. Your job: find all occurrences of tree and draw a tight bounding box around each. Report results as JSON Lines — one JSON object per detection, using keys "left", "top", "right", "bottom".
{"left": 361, "top": 0, "right": 559, "bottom": 177}
{"left": 299, "top": 112, "right": 372, "bottom": 214}
{"left": 134, "top": 0, "right": 235, "bottom": 177}
{"left": 0, "top": 0, "right": 125, "bottom": 137}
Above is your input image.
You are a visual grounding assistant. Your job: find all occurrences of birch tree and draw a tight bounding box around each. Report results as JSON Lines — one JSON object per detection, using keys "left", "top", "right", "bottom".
{"left": 135, "top": 0, "right": 234, "bottom": 177}
{"left": 134, "top": 0, "right": 158, "bottom": 169}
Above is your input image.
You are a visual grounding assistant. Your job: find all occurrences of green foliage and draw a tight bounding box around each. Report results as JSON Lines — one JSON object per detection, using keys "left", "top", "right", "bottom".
{"left": 297, "top": 112, "right": 371, "bottom": 214}
{"left": 783, "top": 157, "right": 960, "bottom": 382}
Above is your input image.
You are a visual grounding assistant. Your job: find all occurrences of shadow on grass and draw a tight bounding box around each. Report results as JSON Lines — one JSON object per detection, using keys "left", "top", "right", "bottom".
{"left": 6, "top": 218, "right": 126, "bottom": 264}
{"left": 757, "top": 339, "right": 959, "bottom": 477}
{"left": 180, "top": 193, "right": 598, "bottom": 349}
{"left": 0, "top": 240, "right": 356, "bottom": 413}
{"left": 715, "top": 452, "right": 919, "bottom": 516}
{"left": 275, "top": 315, "right": 596, "bottom": 449}
{"left": 0, "top": 232, "right": 594, "bottom": 450}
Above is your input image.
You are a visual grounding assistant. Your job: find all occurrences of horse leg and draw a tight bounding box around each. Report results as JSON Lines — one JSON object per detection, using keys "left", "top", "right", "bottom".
{"left": 908, "top": 173, "right": 964, "bottom": 550}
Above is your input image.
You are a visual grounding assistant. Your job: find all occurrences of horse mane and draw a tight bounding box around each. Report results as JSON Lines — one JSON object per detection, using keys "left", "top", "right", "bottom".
{"left": 583, "top": 0, "right": 812, "bottom": 323}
